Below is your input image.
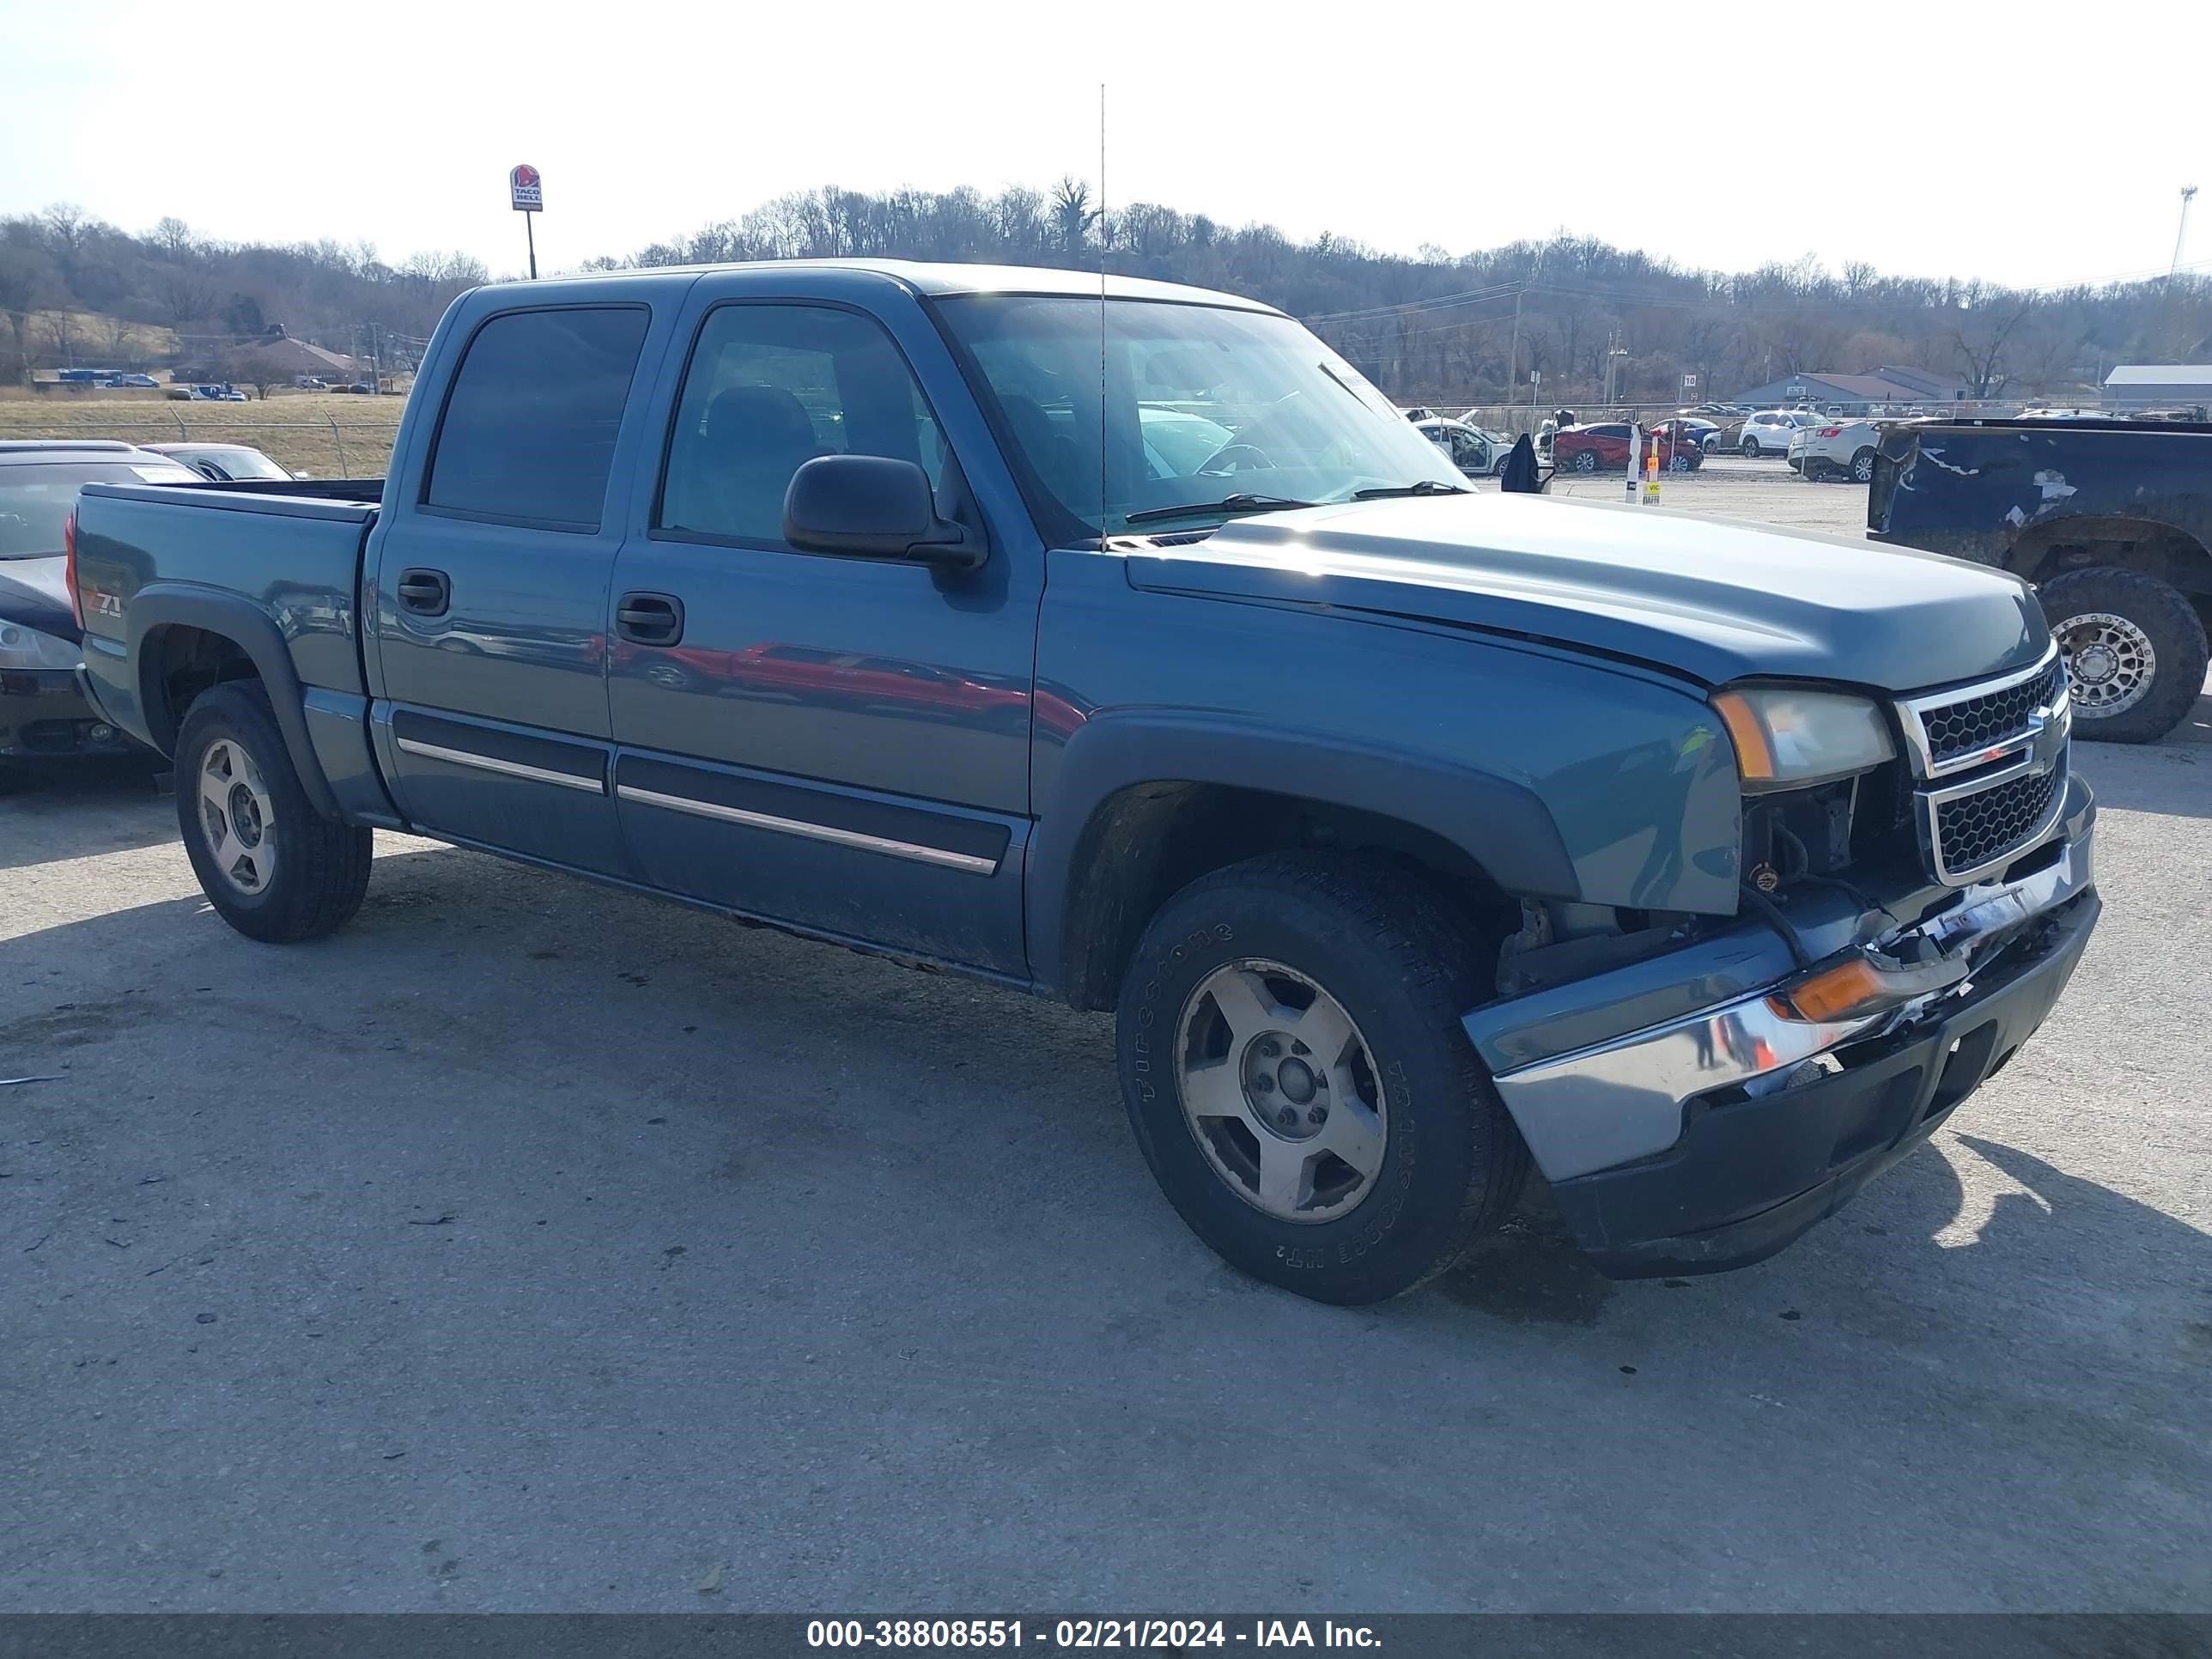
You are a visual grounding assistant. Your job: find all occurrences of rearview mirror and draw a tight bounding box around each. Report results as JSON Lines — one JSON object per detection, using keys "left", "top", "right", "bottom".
{"left": 782, "top": 454, "right": 985, "bottom": 570}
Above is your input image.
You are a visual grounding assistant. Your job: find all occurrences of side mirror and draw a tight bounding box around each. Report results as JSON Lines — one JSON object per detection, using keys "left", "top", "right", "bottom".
{"left": 782, "top": 454, "right": 985, "bottom": 571}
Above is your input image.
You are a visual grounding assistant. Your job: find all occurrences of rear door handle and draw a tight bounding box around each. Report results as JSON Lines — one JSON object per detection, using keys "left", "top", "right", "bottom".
{"left": 616, "top": 592, "right": 684, "bottom": 646}
{"left": 396, "top": 568, "right": 449, "bottom": 617}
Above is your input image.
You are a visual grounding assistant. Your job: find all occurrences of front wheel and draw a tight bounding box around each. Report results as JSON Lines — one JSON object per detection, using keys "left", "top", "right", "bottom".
{"left": 1114, "top": 854, "right": 1528, "bottom": 1304}
{"left": 1668, "top": 452, "right": 1693, "bottom": 473}
{"left": 2039, "top": 567, "right": 2209, "bottom": 744}
{"left": 1741, "top": 436, "right": 1761, "bottom": 458}
{"left": 175, "top": 682, "right": 374, "bottom": 942}
{"left": 1850, "top": 447, "right": 1876, "bottom": 483}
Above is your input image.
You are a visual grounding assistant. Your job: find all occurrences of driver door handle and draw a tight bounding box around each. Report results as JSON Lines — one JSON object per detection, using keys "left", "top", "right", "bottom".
{"left": 616, "top": 592, "right": 684, "bottom": 646}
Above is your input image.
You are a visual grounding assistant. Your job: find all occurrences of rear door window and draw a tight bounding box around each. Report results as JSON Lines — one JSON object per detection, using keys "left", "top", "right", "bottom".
{"left": 423, "top": 307, "right": 650, "bottom": 532}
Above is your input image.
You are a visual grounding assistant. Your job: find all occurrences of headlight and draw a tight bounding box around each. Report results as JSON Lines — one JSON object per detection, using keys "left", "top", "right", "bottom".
{"left": 0, "top": 623, "right": 82, "bottom": 672}
{"left": 1712, "top": 686, "right": 1894, "bottom": 791}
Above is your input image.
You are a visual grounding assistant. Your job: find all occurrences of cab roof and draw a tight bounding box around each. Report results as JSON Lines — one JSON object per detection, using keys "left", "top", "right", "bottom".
{"left": 471, "top": 258, "right": 1283, "bottom": 314}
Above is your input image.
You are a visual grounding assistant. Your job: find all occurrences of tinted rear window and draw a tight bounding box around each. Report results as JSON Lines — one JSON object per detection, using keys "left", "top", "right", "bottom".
{"left": 424, "top": 307, "right": 649, "bottom": 531}
{"left": 0, "top": 460, "right": 198, "bottom": 557}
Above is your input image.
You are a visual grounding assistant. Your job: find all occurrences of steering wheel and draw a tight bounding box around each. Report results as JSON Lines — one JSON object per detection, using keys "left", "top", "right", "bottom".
{"left": 1196, "top": 442, "right": 1277, "bottom": 477}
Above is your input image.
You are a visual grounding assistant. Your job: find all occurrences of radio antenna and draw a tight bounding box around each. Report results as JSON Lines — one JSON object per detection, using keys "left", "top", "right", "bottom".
{"left": 1099, "top": 81, "right": 1109, "bottom": 544}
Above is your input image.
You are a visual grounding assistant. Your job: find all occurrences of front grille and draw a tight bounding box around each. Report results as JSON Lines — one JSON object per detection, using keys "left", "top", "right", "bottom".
{"left": 1919, "top": 658, "right": 2064, "bottom": 768}
{"left": 1935, "top": 760, "right": 2063, "bottom": 878}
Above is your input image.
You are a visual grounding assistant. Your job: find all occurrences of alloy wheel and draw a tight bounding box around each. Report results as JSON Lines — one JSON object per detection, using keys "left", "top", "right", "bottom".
{"left": 198, "top": 738, "right": 278, "bottom": 895}
{"left": 2056, "top": 611, "right": 2156, "bottom": 716}
{"left": 1174, "top": 960, "right": 1388, "bottom": 1224}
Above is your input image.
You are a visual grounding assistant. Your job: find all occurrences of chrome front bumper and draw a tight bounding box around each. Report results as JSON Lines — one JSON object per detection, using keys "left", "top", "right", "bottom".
{"left": 1488, "top": 826, "right": 2096, "bottom": 1184}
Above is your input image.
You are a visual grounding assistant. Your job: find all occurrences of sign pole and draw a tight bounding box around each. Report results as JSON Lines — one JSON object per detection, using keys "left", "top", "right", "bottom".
{"left": 526, "top": 213, "right": 537, "bottom": 281}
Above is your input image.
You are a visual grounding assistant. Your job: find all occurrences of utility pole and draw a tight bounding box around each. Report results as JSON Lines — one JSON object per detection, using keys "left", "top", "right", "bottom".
{"left": 1506, "top": 239, "right": 1548, "bottom": 412}
{"left": 2172, "top": 185, "right": 2198, "bottom": 279}
{"left": 1508, "top": 281, "right": 1524, "bottom": 404}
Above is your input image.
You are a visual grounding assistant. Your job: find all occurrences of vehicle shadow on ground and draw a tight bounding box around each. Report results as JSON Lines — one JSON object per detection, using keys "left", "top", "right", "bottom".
{"left": 8, "top": 838, "right": 2203, "bottom": 1370}
{"left": 1436, "top": 1122, "right": 2211, "bottom": 1359}
{"left": 1, "top": 756, "right": 173, "bottom": 872}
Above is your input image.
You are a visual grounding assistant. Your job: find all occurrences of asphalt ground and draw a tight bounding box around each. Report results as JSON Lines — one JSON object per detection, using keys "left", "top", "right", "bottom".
{"left": 3, "top": 470, "right": 2208, "bottom": 1613}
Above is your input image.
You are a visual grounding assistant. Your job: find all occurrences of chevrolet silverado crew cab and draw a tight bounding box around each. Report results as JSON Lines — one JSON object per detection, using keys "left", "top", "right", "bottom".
{"left": 68, "top": 263, "right": 2101, "bottom": 1304}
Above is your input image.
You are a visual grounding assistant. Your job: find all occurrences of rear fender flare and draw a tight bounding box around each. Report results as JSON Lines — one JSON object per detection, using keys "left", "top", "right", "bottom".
{"left": 129, "top": 584, "right": 343, "bottom": 821}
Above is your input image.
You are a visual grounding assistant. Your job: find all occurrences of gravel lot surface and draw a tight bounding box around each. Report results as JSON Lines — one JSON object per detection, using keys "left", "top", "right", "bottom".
{"left": 3, "top": 472, "right": 2208, "bottom": 1613}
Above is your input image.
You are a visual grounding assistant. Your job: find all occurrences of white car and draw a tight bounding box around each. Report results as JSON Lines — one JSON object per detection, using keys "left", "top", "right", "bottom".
{"left": 1787, "top": 417, "right": 1882, "bottom": 483}
{"left": 1414, "top": 416, "right": 1512, "bottom": 477}
{"left": 1735, "top": 408, "right": 1824, "bottom": 459}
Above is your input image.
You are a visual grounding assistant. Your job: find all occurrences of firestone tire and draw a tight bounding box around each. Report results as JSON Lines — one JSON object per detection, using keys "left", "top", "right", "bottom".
{"left": 1114, "top": 854, "right": 1529, "bottom": 1305}
{"left": 2039, "top": 567, "right": 2209, "bottom": 745}
{"left": 174, "top": 682, "right": 374, "bottom": 943}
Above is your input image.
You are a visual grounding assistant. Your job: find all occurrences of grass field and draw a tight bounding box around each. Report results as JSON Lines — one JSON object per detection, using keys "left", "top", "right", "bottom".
{"left": 0, "top": 394, "right": 403, "bottom": 477}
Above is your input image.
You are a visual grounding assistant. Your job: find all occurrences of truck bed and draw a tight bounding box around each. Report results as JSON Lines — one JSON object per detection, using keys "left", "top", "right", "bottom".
{"left": 71, "top": 479, "right": 385, "bottom": 752}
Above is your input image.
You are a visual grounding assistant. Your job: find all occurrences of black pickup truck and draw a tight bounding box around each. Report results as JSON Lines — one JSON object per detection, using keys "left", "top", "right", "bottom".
{"left": 1871, "top": 417, "right": 2211, "bottom": 743}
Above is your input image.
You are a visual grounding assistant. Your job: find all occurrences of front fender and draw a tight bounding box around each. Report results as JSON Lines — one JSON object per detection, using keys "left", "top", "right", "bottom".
{"left": 1026, "top": 710, "right": 1583, "bottom": 1000}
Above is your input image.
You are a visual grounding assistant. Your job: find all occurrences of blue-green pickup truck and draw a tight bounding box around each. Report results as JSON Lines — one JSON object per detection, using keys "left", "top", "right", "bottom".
{"left": 66, "top": 262, "right": 2100, "bottom": 1304}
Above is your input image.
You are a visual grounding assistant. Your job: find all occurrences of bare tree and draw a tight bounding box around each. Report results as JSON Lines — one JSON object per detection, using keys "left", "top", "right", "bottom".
{"left": 95, "top": 313, "right": 137, "bottom": 368}
{"left": 151, "top": 264, "right": 215, "bottom": 330}
{"left": 0, "top": 249, "right": 40, "bottom": 383}
{"left": 1049, "top": 177, "right": 1097, "bottom": 255}
{"left": 39, "top": 202, "right": 89, "bottom": 258}
{"left": 1948, "top": 286, "right": 2033, "bottom": 398}
{"left": 41, "top": 308, "right": 79, "bottom": 369}
{"left": 222, "top": 351, "right": 283, "bottom": 401}
{"left": 151, "top": 216, "right": 198, "bottom": 260}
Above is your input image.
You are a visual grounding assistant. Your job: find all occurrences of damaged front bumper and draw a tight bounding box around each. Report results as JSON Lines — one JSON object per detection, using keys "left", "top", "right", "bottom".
{"left": 1468, "top": 804, "right": 2100, "bottom": 1279}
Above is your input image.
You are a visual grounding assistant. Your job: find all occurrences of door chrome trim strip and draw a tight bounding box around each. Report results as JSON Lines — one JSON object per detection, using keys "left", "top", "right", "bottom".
{"left": 615, "top": 783, "right": 1000, "bottom": 875}
{"left": 395, "top": 737, "right": 605, "bottom": 794}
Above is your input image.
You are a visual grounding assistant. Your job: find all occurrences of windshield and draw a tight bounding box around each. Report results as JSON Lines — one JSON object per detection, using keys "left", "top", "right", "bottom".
{"left": 0, "top": 460, "right": 197, "bottom": 557}
{"left": 937, "top": 295, "right": 1464, "bottom": 538}
{"left": 175, "top": 447, "right": 290, "bottom": 480}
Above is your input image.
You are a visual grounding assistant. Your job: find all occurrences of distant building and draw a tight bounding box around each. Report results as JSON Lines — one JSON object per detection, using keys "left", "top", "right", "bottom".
{"left": 2101, "top": 364, "right": 2212, "bottom": 415}
{"left": 176, "top": 324, "right": 359, "bottom": 386}
{"left": 1729, "top": 366, "right": 1971, "bottom": 412}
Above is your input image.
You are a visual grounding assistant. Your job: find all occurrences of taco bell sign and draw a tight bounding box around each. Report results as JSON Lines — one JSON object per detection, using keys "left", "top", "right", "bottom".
{"left": 509, "top": 164, "right": 543, "bottom": 213}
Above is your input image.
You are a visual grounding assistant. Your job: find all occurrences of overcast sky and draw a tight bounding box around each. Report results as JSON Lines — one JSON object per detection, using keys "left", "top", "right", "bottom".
{"left": 6, "top": 0, "right": 2209, "bottom": 291}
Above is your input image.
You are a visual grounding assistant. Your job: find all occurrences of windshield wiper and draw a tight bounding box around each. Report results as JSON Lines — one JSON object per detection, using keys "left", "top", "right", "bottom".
{"left": 1125, "top": 492, "right": 1317, "bottom": 525}
{"left": 1350, "top": 479, "right": 1471, "bottom": 500}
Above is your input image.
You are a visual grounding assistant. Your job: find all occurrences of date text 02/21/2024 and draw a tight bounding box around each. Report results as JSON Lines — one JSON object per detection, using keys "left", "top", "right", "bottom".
{"left": 805, "top": 1620, "right": 1382, "bottom": 1649}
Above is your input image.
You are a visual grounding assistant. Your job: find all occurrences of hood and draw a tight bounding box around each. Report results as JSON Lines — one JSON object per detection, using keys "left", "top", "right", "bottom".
{"left": 0, "top": 556, "right": 77, "bottom": 645}
{"left": 1121, "top": 494, "right": 2045, "bottom": 692}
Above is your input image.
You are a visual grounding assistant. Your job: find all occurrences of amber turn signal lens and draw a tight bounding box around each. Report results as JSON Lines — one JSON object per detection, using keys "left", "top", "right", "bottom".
{"left": 1711, "top": 690, "right": 1776, "bottom": 781}
{"left": 1776, "top": 957, "right": 1887, "bottom": 1023}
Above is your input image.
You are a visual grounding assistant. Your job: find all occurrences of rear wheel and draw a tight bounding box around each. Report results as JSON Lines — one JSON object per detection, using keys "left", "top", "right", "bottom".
{"left": 1741, "top": 435, "right": 1762, "bottom": 458}
{"left": 1114, "top": 854, "right": 1528, "bottom": 1305}
{"left": 2039, "top": 567, "right": 2209, "bottom": 744}
{"left": 175, "top": 682, "right": 373, "bottom": 941}
{"left": 1571, "top": 449, "right": 1600, "bottom": 474}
